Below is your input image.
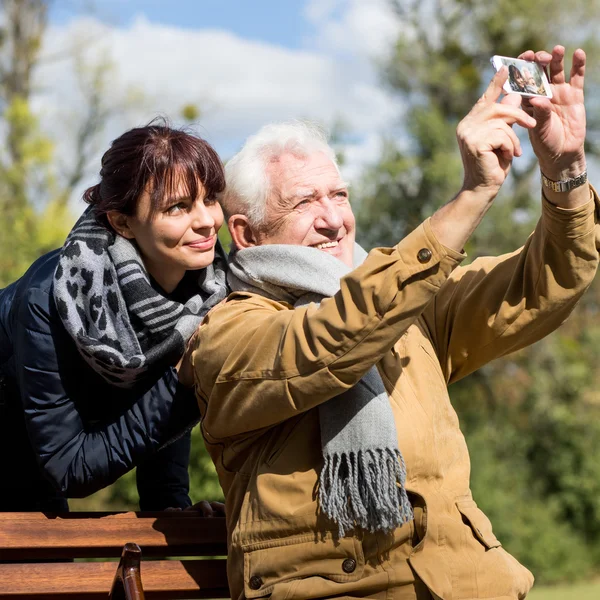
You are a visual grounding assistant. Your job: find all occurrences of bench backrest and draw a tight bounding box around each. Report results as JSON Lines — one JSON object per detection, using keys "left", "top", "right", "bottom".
{"left": 0, "top": 512, "right": 229, "bottom": 599}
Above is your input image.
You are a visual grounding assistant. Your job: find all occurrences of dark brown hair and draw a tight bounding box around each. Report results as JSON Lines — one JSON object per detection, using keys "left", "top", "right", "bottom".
{"left": 83, "top": 118, "right": 225, "bottom": 228}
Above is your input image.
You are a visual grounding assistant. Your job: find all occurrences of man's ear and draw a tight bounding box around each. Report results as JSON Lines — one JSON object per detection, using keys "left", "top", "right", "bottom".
{"left": 229, "top": 214, "right": 260, "bottom": 249}
{"left": 106, "top": 210, "right": 135, "bottom": 239}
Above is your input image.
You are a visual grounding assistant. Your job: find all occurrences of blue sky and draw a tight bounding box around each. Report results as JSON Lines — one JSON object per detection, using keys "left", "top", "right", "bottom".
{"left": 39, "top": 0, "right": 401, "bottom": 200}
{"left": 51, "top": 0, "right": 313, "bottom": 49}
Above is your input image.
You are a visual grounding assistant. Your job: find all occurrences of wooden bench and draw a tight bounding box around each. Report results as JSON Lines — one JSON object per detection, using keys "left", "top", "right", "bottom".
{"left": 0, "top": 511, "right": 229, "bottom": 599}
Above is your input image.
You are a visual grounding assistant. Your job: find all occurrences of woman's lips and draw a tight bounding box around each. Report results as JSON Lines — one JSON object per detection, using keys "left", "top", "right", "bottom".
{"left": 186, "top": 235, "right": 216, "bottom": 251}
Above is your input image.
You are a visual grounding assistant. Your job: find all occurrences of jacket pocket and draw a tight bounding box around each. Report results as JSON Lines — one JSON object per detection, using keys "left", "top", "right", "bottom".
{"left": 242, "top": 534, "right": 365, "bottom": 598}
{"left": 456, "top": 498, "right": 502, "bottom": 549}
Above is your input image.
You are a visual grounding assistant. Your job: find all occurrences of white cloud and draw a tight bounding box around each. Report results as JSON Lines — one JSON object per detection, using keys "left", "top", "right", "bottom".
{"left": 29, "top": 2, "right": 403, "bottom": 209}
{"left": 304, "top": 0, "right": 400, "bottom": 60}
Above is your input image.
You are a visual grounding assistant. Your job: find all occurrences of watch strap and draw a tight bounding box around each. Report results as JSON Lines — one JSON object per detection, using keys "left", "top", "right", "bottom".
{"left": 541, "top": 170, "right": 588, "bottom": 193}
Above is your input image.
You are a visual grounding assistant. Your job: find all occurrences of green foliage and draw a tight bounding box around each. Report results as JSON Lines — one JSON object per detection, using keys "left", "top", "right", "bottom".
{"left": 181, "top": 103, "right": 201, "bottom": 122}
{"left": 355, "top": 0, "right": 600, "bottom": 585}
{"left": 529, "top": 579, "right": 600, "bottom": 599}
{"left": 0, "top": 97, "right": 73, "bottom": 285}
{"left": 188, "top": 426, "right": 224, "bottom": 501}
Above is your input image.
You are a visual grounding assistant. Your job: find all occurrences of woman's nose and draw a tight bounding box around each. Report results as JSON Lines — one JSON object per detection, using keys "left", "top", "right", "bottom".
{"left": 191, "top": 201, "right": 215, "bottom": 229}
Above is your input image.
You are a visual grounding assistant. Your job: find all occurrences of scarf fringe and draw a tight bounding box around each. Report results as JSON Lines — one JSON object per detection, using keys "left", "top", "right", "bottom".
{"left": 318, "top": 448, "right": 414, "bottom": 537}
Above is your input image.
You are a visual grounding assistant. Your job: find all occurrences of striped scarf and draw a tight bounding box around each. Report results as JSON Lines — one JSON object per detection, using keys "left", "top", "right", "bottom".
{"left": 228, "top": 243, "right": 413, "bottom": 536}
{"left": 53, "top": 207, "right": 227, "bottom": 387}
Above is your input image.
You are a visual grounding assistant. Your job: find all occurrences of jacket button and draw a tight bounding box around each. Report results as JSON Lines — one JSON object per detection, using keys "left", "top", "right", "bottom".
{"left": 342, "top": 558, "right": 356, "bottom": 573}
{"left": 417, "top": 248, "right": 432, "bottom": 263}
{"left": 249, "top": 575, "right": 263, "bottom": 590}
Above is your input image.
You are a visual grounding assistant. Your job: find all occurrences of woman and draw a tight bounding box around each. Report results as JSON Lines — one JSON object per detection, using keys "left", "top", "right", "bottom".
{"left": 0, "top": 122, "right": 227, "bottom": 512}
{"left": 508, "top": 64, "right": 527, "bottom": 93}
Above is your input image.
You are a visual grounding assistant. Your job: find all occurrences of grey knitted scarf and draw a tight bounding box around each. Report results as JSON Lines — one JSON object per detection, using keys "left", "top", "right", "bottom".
{"left": 53, "top": 206, "right": 228, "bottom": 387}
{"left": 228, "top": 243, "right": 413, "bottom": 536}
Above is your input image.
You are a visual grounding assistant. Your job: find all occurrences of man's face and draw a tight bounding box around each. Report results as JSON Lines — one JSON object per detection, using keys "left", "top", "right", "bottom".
{"left": 255, "top": 151, "right": 356, "bottom": 268}
{"left": 523, "top": 68, "right": 536, "bottom": 87}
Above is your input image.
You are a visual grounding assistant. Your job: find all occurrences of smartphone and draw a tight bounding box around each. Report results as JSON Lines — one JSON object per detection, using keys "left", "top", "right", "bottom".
{"left": 490, "top": 55, "right": 552, "bottom": 99}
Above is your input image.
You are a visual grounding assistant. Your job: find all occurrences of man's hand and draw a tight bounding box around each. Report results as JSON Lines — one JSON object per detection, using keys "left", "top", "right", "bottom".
{"left": 518, "top": 46, "right": 588, "bottom": 209}
{"left": 519, "top": 46, "right": 586, "bottom": 181}
{"left": 431, "top": 69, "right": 536, "bottom": 252}
{"left": 457, "top": 66, "right": 536, "bottom": 200}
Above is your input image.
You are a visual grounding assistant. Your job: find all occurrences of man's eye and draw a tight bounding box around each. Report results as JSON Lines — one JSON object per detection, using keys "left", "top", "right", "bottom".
{"left": 295, "top": 199, "right": 311, "bottom": 208}
{"left": 335, "top": 191, "right": 348, "bottom": 199}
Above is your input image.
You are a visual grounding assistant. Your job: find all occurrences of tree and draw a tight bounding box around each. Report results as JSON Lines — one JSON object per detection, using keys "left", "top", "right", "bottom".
{"left": 354, "top": 0, "right": 600, "bottom": 584}
{"left": 0, "top": 0, "right": 118, "bottom": 285}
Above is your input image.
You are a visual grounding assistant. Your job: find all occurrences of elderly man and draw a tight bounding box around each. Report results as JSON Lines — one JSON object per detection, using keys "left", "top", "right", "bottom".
{"left": 522, "top": 66, "right": 546, "bottom": 95}
{"left": 190, "top": 47, "right": 597, "bottom": 600}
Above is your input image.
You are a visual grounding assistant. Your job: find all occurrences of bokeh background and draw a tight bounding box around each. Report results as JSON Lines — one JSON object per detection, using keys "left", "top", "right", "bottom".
{"left": 3, "top": 1, "right": 600, "bottom": 596}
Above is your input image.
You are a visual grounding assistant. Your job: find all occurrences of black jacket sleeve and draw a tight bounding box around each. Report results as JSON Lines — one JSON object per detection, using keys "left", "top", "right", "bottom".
{"left": 13, "top": 286, "right": 199, "bottom": 498}
{"left": 136, "top": 432, "right": 192, "bottom": 510}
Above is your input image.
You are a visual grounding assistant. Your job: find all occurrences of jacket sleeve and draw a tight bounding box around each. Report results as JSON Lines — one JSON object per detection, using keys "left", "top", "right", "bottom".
{"left": 136, "top": 432, "right": 192, "bottom": 510}
{"left": 13, "top": 286, "right": 200, "bottom": 498}
{"left": 421, "top": 190, "right": 599, "bottom": 385}
{"left": 194, "top": 221, "right": 465, "bottom": 440}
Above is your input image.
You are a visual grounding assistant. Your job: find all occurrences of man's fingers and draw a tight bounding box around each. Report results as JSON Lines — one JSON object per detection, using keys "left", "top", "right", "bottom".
{"left": 548, "top": 45, "right": 566, "bottom": 84}
{"left": 478, "top": 67, "right": 509, "bottom": 106}
{"left": 491, "top": 134, "right": 517, "bottom": 164}
{"left": 489, "top": 126, "right": 522, "bottom": 160}
{"left": 533, "top": 50, "right": 553, "bottom": 67}
{"left": 500, "top": 92, "right": 522, "bottom": 108}
{"left": 487, "top": 104, "right": 536, "bottom": 129}
{"left": 528, "top": 96, "right": 553, "bottom": 124}
{"left": 460, "top": 124, "right": 521, "bottom": 163}
{"left": 500, "top": 122, "right": 522, "bottom": 157}
{"left": 570, "top": 48, "right": 586, "bottom": 89}
{"left": 517, "top": 46, "right": 583, "bottom": 87}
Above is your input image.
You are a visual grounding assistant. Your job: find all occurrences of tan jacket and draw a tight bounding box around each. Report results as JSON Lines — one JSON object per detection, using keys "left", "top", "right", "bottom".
{"left": 193, "top": 194, "right": 599, "bottom": 600}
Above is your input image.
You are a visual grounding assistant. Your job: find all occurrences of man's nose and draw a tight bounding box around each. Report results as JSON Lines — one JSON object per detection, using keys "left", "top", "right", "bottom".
{"left": 315, "top": 197, "right": 344, "bottom": 231}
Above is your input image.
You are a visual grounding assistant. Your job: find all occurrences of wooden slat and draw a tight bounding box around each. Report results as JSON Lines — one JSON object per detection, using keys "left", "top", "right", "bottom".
{"left": 0, "top": 515, "right": 227, "bottom": 560}
{"left": 0, "top": 512, "right": 207, "bottom": 520}
{"left": 0, "top": 559, "right": 229, "bottom": 599}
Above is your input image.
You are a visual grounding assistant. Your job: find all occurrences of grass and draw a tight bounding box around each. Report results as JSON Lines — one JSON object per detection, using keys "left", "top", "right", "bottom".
{"left": 528, "top": 580, "right": 600, "bottom": 599}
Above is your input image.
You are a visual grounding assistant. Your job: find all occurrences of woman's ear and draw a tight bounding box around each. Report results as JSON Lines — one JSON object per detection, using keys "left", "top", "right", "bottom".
{"left": 228, "top": 214, "right": 259, "bottom": 249}
{"left": 106, "top": 211, "right": 135, "bottom": 239}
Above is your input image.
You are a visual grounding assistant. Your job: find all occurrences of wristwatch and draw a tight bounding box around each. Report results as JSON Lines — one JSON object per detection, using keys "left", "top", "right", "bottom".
{"left": 541, "top": 170, "right": 588, "bottom": 193}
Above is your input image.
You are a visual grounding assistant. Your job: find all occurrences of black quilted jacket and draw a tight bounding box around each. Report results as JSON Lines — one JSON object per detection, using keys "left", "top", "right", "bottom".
{"left": 0, "top": 249, "right": 199, "bottom": 509}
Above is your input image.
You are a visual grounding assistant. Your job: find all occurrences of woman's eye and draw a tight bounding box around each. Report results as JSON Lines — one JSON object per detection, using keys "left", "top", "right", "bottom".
{"left": 166, "top": 202, "right": 186, "bottom": 215}
{"left": 204, "top": 195, "right": 218, "bottom": 206}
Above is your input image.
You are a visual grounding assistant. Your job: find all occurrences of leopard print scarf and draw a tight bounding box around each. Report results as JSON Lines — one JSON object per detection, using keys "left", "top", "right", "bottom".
{"left": 53, "top": 207, "right": 227, "bottom": 387}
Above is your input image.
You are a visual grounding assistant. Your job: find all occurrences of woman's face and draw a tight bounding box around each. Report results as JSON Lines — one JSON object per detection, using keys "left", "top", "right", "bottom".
{"left": 121, "top": 177, "right": 224, "bottom": 292}
{"left": 513, "top": 68, "right": 526, "bottom": 89}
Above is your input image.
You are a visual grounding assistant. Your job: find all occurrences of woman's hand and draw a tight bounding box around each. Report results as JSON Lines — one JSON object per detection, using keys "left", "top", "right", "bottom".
{"left": 167, "top": 500, "right": 225, "bottom": 517}
{"left": 185, "top": 500, "right": 225, "bottom": 517}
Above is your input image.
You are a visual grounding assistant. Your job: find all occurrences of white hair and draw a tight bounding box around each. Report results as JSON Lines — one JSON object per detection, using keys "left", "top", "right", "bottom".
{"left": 222, "top": 120, "right": 339, "bottom": 225}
